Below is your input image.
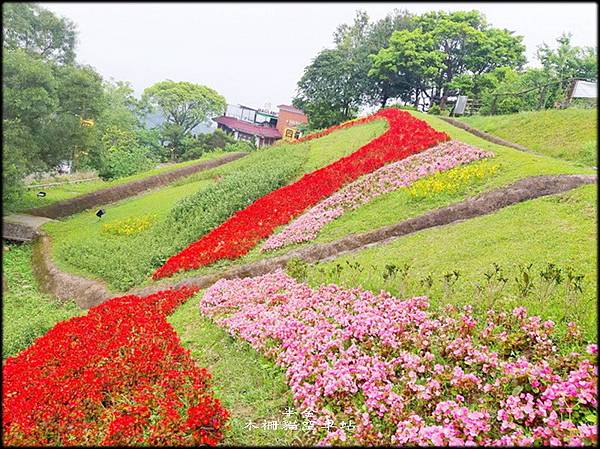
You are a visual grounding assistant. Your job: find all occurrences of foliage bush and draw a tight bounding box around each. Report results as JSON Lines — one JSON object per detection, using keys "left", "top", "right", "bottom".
{"left": 222, "top": 140, "right": 256, "bottom": 153}
{"left": 152, "top": 143, "right": 308, "bottom": 263}
{"left": 180, "top": 129, "right": 238, "bottom": 161}
{"left": 98, "top": 146, "right": 156, "bottom": 180}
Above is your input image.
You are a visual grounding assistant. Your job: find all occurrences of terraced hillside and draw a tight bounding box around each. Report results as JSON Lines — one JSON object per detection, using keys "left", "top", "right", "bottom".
{"left": 3, "top": 108, "right": 596, "bottom": 446}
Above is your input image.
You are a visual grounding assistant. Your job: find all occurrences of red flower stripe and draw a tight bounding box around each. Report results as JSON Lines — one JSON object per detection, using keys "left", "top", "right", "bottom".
{"left": 294, "top": 115, "right": 379, "bottom": 143}
{"left": 153, "top": 108, "right": 449, "bottom": 279}
{"left": 2, "top": 287, "right": 229, "bottom": 446}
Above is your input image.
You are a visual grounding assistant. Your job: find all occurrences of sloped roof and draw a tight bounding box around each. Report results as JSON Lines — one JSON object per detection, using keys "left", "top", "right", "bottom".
{"left": 213, "top": 116, "right": 282, "bottom": 139}
{"left": 277, "top": 104, "right": 306, "bottom": 115}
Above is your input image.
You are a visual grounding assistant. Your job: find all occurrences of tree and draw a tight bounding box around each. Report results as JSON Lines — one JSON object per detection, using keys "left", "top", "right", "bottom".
{"left": 413, "top": 10, "right": 526, "bottom": 108}
{"left": 357, "top": 9, "right": 415, "bottom": 107}
{"left": 293, "top": 49, "right": 361, "bottom": 129}
{"left": 99, "top": 80, "right": 143, "bottom": 131}
{"left": 369, "top": 28, "right": 445, "bottom": 108}
{"left": 45, "top": 63, "right": 106, "bottom": 170}
{"left": 294, "top": 9, "right": 415, "bottom": 121}
{"left": 3, "top": 48, "right": 58, "bottom": 127}
{"left": 2, "top": 2, "right": 77, "bottom": 64}
{"left": 537, "top": 33, "right": 598, "bottom": 97}
{"left": 142, "top": 80, "right": 226, "bottom": 160}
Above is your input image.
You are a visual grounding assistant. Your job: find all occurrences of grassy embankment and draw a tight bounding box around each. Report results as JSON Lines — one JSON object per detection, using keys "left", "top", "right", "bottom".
{"left": 43, "top": 120, "right": 388, "bottom": 291}
{"left": 157, "top": 111, "right": 595, "bottom": 287}
{"left": 168, "top": 112, "right": 595, "bottom": 444}
{"left": 459, "top": 108, "right": 597, "bottom": 166}
{"left": 2, "top": 243, "right": 82, "bottom": 359}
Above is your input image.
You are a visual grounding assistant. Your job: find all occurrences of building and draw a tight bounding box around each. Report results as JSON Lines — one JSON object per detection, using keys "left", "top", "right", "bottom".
{"left": 276, "top": 104, "right": 309, "bottom": 137}
{"left": 213, "top": 103, "right": 308, "bottom": 147}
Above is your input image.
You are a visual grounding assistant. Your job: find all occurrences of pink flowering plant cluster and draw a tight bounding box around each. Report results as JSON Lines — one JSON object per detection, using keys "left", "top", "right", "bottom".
{"left": 262, "top": 141, "right": 494, "bottom": 251}
{"left": 200, "top": 270, "right": 597, "bottom": 446}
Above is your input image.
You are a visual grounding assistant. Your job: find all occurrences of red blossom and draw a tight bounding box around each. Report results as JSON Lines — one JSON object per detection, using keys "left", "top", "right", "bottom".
{"left": 2, "top": 287, "right": 229, "bottom": 446}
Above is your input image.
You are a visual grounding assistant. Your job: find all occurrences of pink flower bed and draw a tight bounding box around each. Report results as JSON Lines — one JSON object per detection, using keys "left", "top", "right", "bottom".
{"left": 200, "top": 270, "right": 597, "bottom": 446}
{"left": 262, "top": 141, "right": 494, "bottom": 251}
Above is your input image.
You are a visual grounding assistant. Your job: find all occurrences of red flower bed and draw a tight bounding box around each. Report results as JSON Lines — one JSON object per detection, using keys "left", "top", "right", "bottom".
{"left": 2, "top": 287, "right": 229, "bottom": 446}
{"left": 153, "top": 108, "right": 449, "bottom": 279}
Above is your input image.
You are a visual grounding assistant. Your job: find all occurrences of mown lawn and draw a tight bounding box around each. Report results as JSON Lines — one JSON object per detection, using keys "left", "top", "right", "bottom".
{"left": 155, "top": 110, "right": 594, "bottom": 286}
{"left": 459, "top": 108, "right": 598, "bottom": 167}
{"left": 44, "top": 119, "right": 388, "bottom": 292}
{"left": 168, "top": 298, "right": 312, "bottom": 446}
{"left": 6, "top": 150, "right": 234, "bottom": 214}
{"left": 2, "top": 243, "right": 82, "bottom": 359}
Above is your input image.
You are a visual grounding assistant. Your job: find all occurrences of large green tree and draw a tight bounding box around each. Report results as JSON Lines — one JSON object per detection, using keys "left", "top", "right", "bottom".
{"left": 413, "top": 10, "right": 526, "bottom": 108}
{"left": 369, "top": 28, "right": 445, "bottom": 108}
{"left": 293, "top": 49, "right": 362, "bottom": 129}
{"left": 142, "top": 80, "right": 226, "bottom": 160}
{"left": 2, "top": 2, "right": 77, "bottom": 64}
{"left": 294, "top": 9, "right": 414, "bottom": 125}
{"left": 537, "top": 33, "right": 598, "bottom": 89}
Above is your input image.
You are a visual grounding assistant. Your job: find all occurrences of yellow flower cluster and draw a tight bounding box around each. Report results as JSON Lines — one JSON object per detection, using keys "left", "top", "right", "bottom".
{"left": 406, "top": 163, "right": 500, "bottom": 199}
{"left": 101, "top": 214, "right": 157, "bottom": 237}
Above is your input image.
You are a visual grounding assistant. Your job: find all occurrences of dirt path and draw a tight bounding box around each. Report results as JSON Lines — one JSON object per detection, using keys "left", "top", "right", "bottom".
{"left": 24, "top": 152, "right": 247, "bottom": 219}
{"left": 30, "top": 173, "right": 594, "bottom": 307}
{"left": 439, "top": 116, "right": 545, "bottom": 156}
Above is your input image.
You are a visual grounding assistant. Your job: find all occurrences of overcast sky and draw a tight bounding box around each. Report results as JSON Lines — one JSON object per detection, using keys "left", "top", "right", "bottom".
{"left": 43, "top": 2, "right": 598, "bottom": 109}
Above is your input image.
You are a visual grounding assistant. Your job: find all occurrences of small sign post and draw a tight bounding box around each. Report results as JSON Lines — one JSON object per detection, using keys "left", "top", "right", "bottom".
{"left": 453, "top": 95, "right": 468, "bottom": 116}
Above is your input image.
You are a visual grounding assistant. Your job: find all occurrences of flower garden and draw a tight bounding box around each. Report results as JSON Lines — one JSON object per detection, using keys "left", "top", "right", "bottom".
{"left": 3, "top": 108, "right": 597, "bottom": 447}
{"left": 153, "top": 108, "right": 449, "bottom": 279}
{"left": 200, "top": 270, "right": 597, "bottom": 446}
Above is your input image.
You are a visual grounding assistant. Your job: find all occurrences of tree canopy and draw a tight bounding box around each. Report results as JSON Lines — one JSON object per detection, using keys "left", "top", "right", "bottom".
{"left": 142, "top": 81, "right": 226, "bottom": 160}
{"left": 3, "top": 2, "right": 77, "bottom": 64}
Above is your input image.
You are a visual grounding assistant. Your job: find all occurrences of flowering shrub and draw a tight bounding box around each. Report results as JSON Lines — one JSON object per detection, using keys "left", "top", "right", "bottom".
{"left": 407, "top": 161, "right": 499, "bottom": 199}
{"left": 262, "top": 141, "right": 494, "bottom": 251}
{"left": 153, "top": 108, "right": 449, "bottom": 279}
{"left": 200, "top": 270, "right": 597, "bottom": 446}
{"left": 2, "top": 287, "right": 229, "bottom": 446}
{"left": 101, "top": 213, "right": 157, "bottom": 237}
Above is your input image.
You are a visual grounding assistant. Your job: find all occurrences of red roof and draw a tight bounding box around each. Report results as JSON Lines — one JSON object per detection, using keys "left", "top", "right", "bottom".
{"left": 278, "top": 104, "right": 306, "bottom": 115}
{"left": 213, "top": 116, "right": 282, "bottom": 139}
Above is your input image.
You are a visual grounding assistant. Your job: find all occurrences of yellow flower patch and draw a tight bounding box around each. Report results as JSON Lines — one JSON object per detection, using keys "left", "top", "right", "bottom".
{"left": 101, "top": 214, "right": 157, "bottom": 237}
{"left": 407, "top": 162, "right": 500, "bottom": 199}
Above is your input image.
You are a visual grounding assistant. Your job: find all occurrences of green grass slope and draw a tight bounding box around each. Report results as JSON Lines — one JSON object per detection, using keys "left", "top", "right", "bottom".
{"left": 156, "top": 110, "right": 594, "bottom": 286}
{"left": 304, "top": 184, "right": 597, "bottom": 339}
{"left": 459, "top": 108, "right": 598, "bottom": 166}
{"left": 44, "top": 119, "right": 388, "bottom": 291}
{"left": 2, "top": 243, "right": 82, "bottom": 359}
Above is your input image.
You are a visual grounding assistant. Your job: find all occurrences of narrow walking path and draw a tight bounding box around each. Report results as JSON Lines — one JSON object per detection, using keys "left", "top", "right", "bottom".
{"left": 29, "top": 173, "right": 596, "bottom": 308}
{"left": 439, "top": 116, "right": 543, "bottom": 155}
{"left": 2, "top": 214, "right": 55, "bottom": 242}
